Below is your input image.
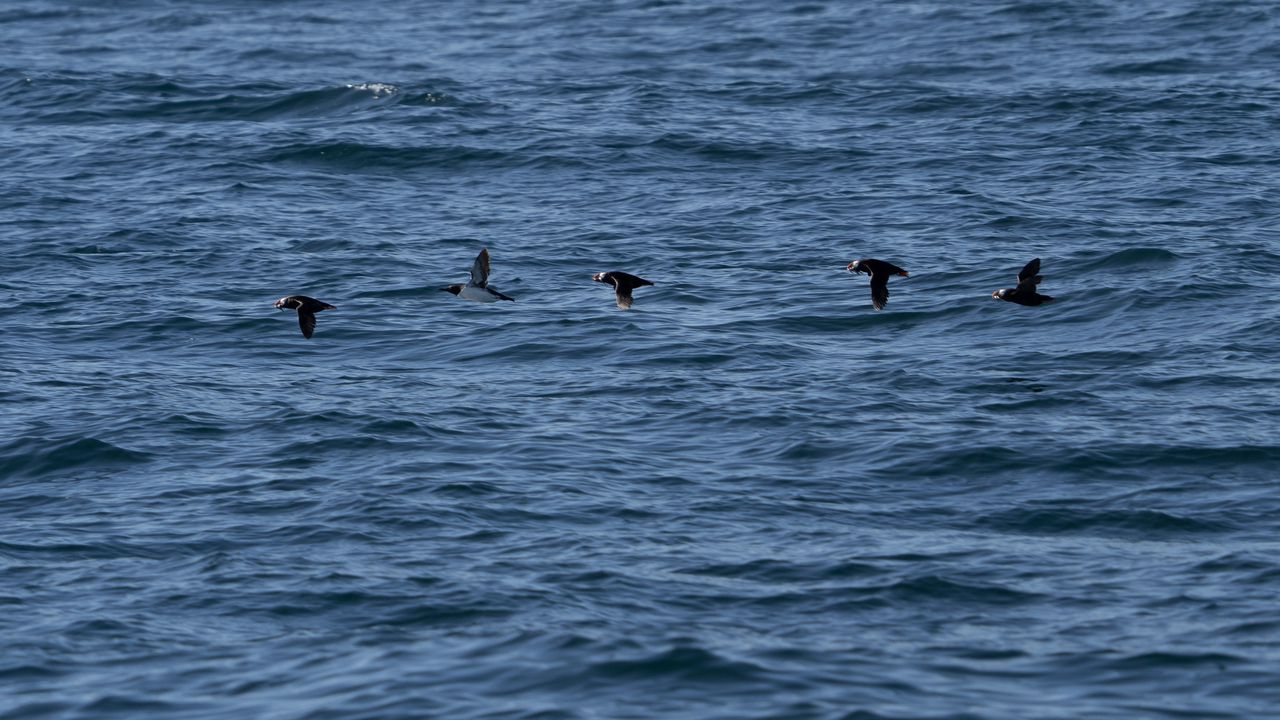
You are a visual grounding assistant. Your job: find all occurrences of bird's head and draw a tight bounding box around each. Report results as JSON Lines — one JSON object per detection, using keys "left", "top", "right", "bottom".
{"left": 592, "top": 272, "right": 607, "bottom": 283}
{"left": 992, "top": 289, "right": 1009, "bottom": 300}
{"left": 847, "top": 260, "right": 866, "bottom": 275}
{"left": 274, "top": 297, "right": 290, "bottom": 311}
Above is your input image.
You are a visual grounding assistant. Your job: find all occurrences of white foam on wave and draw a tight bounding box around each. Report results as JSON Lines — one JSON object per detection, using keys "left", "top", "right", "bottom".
{"left": 346, "top": 82, "right": 399, "bottom": 98}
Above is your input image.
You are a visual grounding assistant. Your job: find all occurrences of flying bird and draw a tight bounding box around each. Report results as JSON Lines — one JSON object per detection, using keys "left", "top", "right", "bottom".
{"left": 992, "top": 258, "right": 1054, "bottom": 306}
{"left": 846, "top": 258, "right": 909, "bottom": 310}
{"left": 274, "top": 295, "right": 336, "bottom": 339}
{"left": 443, "top": 248, "right": 515, "bottom": 302}
{"left": 592, "top": 271, "right": 654, "bottom": 310}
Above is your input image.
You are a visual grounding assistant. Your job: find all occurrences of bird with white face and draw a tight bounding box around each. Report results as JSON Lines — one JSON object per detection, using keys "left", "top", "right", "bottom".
{"left": 846, "top": 258, "right": 908, "bottom": 311}
{"left": 992, "top": 258, "right": 1054, "bottom": 306}
{"left": 592, "top": 271, "right": 653, "bottom": 310}
{"left": 274, "top": 295, "right": 336, "bottom": 339}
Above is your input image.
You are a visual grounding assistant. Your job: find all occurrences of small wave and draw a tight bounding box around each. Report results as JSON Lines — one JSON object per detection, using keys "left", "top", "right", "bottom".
{"left": 973, "top": 507, "right": 1235, "bottom": 537}
{"left": 880, "top": 575, "right": 1041, "bottom": 606}
{"left": 1189, "top": 151, "right": 1277, "bottom": 166}
{"left": 1191, "top": 553, "right": 1274, "bottom": 574}
{"left": 151, "top": 413, "right": 230, "bottom": 438}
{"left": 1074, "top": 247, "right": 1181, "bottom": 272}
{"left": 1093, "top": 57, "right": 1207, "bottom": 76}
{"left": 228, "top": 84, "right": 402, "bottom": 120}
{"left": 236, "top": 46, "right": 361, "bottom": 65}
{"left": 185, "top": 84, "right": 401, "bottom": 122}
{"left": 886, "top": 442, "right": 1278, "bottom": 483}
{"left": 1224, "top": 620, "right": 1280, "bottom": 636}
{"left": 589, "top": 646, "right": 768, "bottom": 685}
{"left": 991, "top": 1, "right": 1082, "bottom": 17}
{"left": 6, "top": 74, "right": 409, "bottom": 124}
{"left": 272, "top": 435, "right": 427, "bottom": 459}
{"left": 713, "top": 80, "right": 859, "bottom": 107}
{"left": 265, "top": 141, "right": 586, "bottom": 173}
{"left": 1112, "top": 444, "right": 1280, "bottom": 470}
{"left": 77, "top": 695, "right": 187, "bottom": 716}
{"left": 1105, "top": 651, "right": 1245, "bottom": 670}
{"left": 0, "top": 539, "right": 164, "bottom": 561}
{"left": 622, "top": 132, "right": 874, "bottom": 167}
{"left": 374, "top": 602, "right": 512, "bottom": 628}
{"left": 885, "top": 61, "right": 1014, "bottom": 80}
{"left": 0, "top": 8, "right": 80, "bottom": 23}
{"left": 430, "top": 481, "right": 505, "bottom": 498}
{"left": 359, "top": 418, "right": 437, "bottom": 435}
{"left": 0, "top": 436, "right": 152, "bottom": 480}
{"left": 682, "top": 558, "right": 885, "bottom": 583}
{"left": 764, "top": 304, "right": 971, "bottom": 335}
{"left": 877, "top": 444, "right": 1039, "bottom": 478}
{"left": 0, "top": 663, "right": 62, "bottom": 681}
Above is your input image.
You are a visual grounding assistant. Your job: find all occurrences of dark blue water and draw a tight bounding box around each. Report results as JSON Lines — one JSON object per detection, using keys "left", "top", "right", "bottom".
{"left": 4, "top": 2, "right": 1280, "bottom": 718}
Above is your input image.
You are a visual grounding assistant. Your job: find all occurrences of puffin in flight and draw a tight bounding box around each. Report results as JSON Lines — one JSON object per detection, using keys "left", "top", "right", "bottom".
{"left": 992, "top": 258, "right": 1054, "bottom": 306}
{"left": 592, "top": 271, "right": 653, "bottom": 310}
{"left": 443, "top": 248, "right": 515, "bottom": 303}
{"left": 846, "top": 258, "right": 909, "bottom": 310}
{"left": 274, "top": 295, "right": 336, "bottom": 339}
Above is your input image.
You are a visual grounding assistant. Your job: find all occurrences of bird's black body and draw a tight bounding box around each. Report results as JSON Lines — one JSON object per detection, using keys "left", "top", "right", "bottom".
{"left": 274, "top": 295, "right": 336, "bottom": 339}
{"left": 442, "top": 283, "right": 515, "bottom": 301}
{"left": 846, "top": 258, "right": 909, "bottom": 310}
{"left": 593, "top": 271, "right": 654, "bottom": 310}
{"left": 992, "top": 258, "right": 1054, "bottom": 306}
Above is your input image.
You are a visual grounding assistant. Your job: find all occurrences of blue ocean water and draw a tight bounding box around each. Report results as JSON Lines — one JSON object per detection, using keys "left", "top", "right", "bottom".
{"left": 3, "top": 1, "right": 1280, "bottom": 718}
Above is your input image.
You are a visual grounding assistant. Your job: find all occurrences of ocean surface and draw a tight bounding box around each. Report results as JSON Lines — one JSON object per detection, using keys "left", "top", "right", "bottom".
{"left": 3, "top": 1, "right": 1280, "bottom": 718}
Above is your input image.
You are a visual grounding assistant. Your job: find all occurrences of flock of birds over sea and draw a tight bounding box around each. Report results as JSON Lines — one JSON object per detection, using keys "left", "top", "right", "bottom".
{"left": 273, "top": 248, "right": 1053, "bottom": 338}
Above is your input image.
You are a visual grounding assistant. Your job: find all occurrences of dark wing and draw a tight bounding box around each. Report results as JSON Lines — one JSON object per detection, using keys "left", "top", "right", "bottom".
{"left": 614, "top": 285, "right": 635, "bottom": 310}
{"left": 1016, "top": 258, "right": 1042, "bottom": 290}
{"left": 869, "top": 271, "right": 890, "bottom": 311}
{"left": 298, "top": 311, "right": 317, "bottom": 339}
{"left": 469, "top": 248, "right": 491, "bottom": 288}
